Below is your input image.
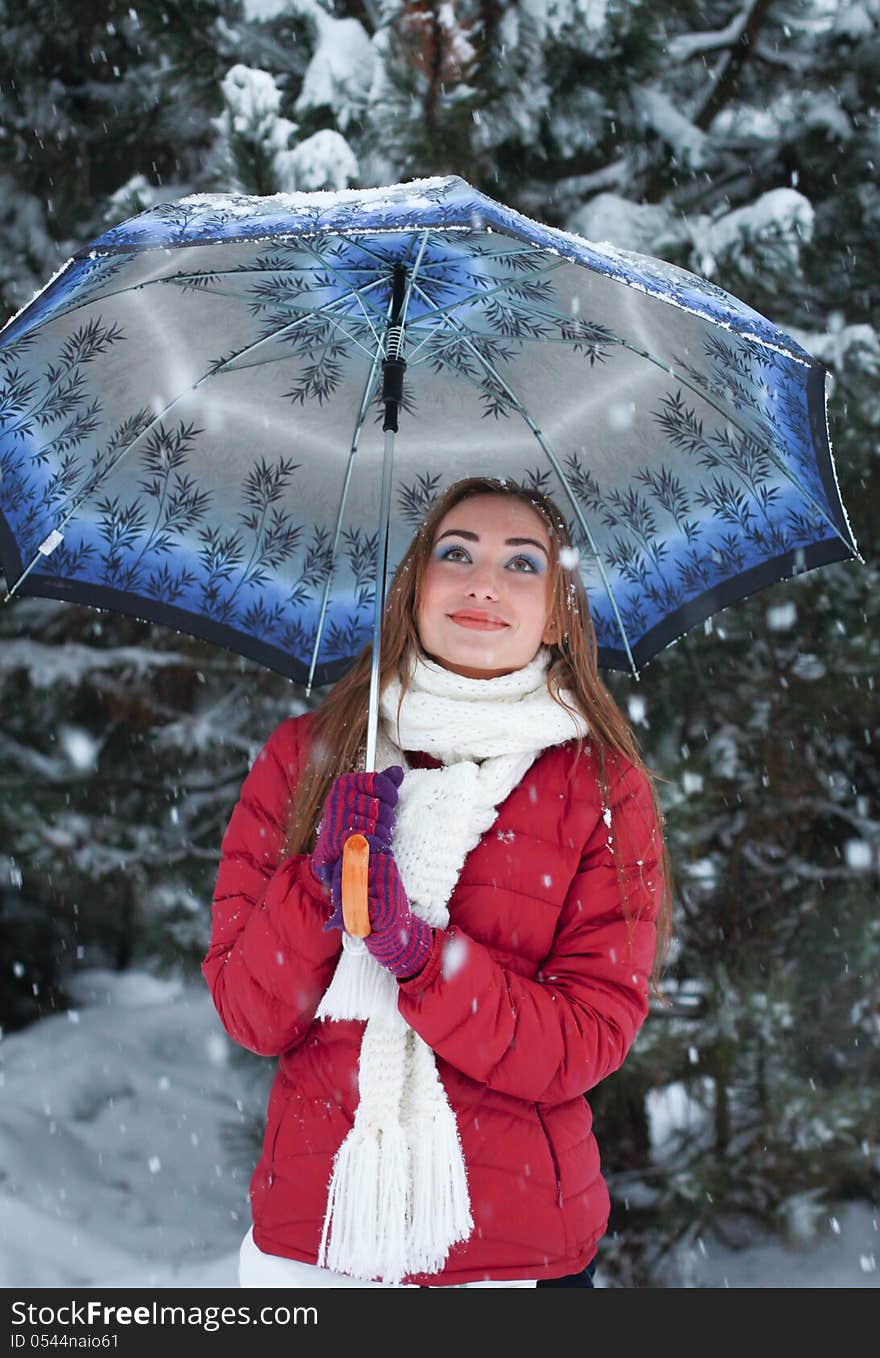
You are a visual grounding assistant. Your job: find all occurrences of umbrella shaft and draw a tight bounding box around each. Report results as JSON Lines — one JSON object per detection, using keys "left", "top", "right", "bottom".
{"left": 364, "top": 426, "right": 396, "bottom": 772}
{"left": 382, "top": 262, "right": 408, "bottom": 433}
{"left": 382, "top": 357, "right": 405, "bottom": 432}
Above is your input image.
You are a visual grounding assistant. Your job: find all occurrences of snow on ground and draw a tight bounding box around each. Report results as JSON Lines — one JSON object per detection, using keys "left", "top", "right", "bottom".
{"left": 0, "top": 969, "right": 876, "bottom": 1290}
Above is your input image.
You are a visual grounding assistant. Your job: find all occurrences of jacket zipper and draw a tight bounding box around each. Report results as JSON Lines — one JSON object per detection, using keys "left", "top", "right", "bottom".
{"left": 266, "top": 1114, "right": 284, "bottom": 1188}
{"left": 534, "top": 1103, "right": 564, "bottom": 1208}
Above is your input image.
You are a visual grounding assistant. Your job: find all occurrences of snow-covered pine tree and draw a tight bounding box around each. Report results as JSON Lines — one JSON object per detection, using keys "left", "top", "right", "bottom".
{"left": 0, "top": 0, "right": 243, "bottom": 317}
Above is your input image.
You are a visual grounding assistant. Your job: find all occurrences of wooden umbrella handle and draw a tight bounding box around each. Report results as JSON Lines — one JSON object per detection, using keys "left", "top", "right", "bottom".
{"left": 341, "top": 833, "right": 371, "bottom": 938}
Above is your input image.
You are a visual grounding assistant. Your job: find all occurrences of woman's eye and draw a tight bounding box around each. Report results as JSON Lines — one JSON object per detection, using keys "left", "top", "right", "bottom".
{"left": 437, "top": 546, "right": 540, "bottom": 572}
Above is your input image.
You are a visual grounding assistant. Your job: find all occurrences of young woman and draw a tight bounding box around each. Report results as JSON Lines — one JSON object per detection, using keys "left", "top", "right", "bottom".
{"left": 202, "top": 475, "right": 672, "bottom": 1289}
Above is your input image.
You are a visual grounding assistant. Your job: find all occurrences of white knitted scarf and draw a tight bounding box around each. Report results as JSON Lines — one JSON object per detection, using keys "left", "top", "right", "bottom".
{"left": 314, "top": 645, "right": 590, "bottom": 1285}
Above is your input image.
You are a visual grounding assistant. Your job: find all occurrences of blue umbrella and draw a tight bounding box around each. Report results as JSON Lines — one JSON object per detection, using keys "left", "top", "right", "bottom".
{"left": 0, "top": 174, "right": 860, "bottom": 770}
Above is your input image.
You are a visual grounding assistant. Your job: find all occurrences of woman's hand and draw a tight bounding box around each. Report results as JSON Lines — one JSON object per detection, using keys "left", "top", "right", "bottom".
{"left": 323, "top": 849, "right": 433, "bottom": 980}
{"left": 310, "top": 765, "right": 404, "bottom": 887}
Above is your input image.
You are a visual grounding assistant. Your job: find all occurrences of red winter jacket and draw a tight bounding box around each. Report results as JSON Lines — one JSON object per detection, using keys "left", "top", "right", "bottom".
{"left": 202, "top": 709, "right": 662, "bottom": 1286}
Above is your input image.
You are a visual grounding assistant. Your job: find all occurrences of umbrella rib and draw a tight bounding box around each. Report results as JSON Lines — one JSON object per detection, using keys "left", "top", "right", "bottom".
{"left": 317, "top": 234, "right": 421, "bottom": 272}
{"left": 400, "top": 230, "right": 432, "bottom": 327}
{"left": 305, "top": 345, "right": 384, "bottom": 696}
{"left": 409, "top": 289, "right": 590, "bottom": 354}
{"left": 410, "top": 331, "right": 604, "bottom": 351}
{"left": 19, "top": 270, "right": 388, "bottom": 353}
{"left": 212, "top": 302, "right": 380, "bottom": 367}
{"left": 2, "top": 288, "right": 383, "bottom": 603}
{"left": 409, "top": 280, "right": 640, "bottom": 678}
{"left": 162, "top": 274, "right": 388, "bottom": 352}
{"left": 403, "top": 260, "right": 570, "bottom": 360}
{"left": 320, "top": 232, "right": 549, "bottom": 270}
{"left": 298, "top": 241, "right": 389, "bottom": 351}
{"left": 263, "top": 305, "right": 380, "bottom": 364}
{"left": 425, "top": 239, "right": 552, "bottom": 263}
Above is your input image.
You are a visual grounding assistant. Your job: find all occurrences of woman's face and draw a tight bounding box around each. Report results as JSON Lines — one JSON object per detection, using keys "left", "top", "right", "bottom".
{"left": 416, "top": 494, "right": 558, "bottom": 679}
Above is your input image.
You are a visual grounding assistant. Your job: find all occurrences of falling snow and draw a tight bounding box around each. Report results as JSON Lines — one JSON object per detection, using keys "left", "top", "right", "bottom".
{"left": 0, "top": 968, "right": 875, "bottom": 1288}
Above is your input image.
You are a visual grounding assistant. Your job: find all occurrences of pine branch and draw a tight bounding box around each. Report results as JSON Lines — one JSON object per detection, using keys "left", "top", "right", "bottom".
{"left": 665, "top": 8, "right": 752, "bottom": 62}
{"left": 694, "top": 0, "right": 776, "bottom": 131}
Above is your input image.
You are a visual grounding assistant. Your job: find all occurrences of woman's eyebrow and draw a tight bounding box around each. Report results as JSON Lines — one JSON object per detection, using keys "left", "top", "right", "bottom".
{"left": 435, "top": 528, "right": 548, "bottom": 558}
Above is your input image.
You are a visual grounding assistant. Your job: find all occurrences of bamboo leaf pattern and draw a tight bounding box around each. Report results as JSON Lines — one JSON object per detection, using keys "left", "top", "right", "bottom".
{"left": 282, "top": 330, "right": 347, "bottom": 405}
{"left": 694, "top": 475, "right": 755, "bottom": 534}
{"left": 242, "top": 598, "right": 288, "bottom": 642}
{"left": 58, "top": 318, "right": 126, "bottom": 371}
{"left": 95, "top": 494, "right": 150, "bottom": 589}
{"left": 46, "top": 537, "right": 98, "bottom": 578}
{"left": 556, "top": 317, "right": 616, "bottom": 365}
{"left": 40, "top": 398, "right": 103, "bottom": 458}
{"left": 343, "top": 525, "right": 379, "bottom": 605}
{"left": 197, "top": 526, "right": 246, "bottom": 621}
{"left": 0, "top": 333, "right": 37, "bottom": 365}
{"left": 599, "top": 486, "right": 668, "bottom": 574}
{"left": 398, "top": 472, "right": 443, "bottom": 526}
{"left": 653, "top": 389, "right": 705, "bottom": 455}
{"left": 39, "top": 450, "right": 84, "bottom": 518}
{"left": 713, "top": 532, "right": 748, "bottom": 573}
{"left": 289, "top": 526, "right": 333, "bottom": 607}
{"left": 562, "top": 452, "right": 603, "bottom": 512}
{"left": 0, "top": 366, "right": 40, "bottom": 421}
{"left": 678, "top": 546, "right": 717, "bottom": 593}
{"left": 69, "top": 409, "right": 155, "bottom": 512}
{"left": 168, "top": 271, "right": 224, "bottom": 295}
{"left": 4, "top": 320, "right": 121, "bottom": 444}
{"left": 483, "top": 297, "right": 553, "bottom": 339}
{"left": 281, "top": 617, "right": 318, "bottom": 660}
{"left": 129, "top": 423, "right": 213, "bottom": 571}
{"left": 605, "top": 532, "right": 666, "bottom": 589}
{"left": 644, "top": 572, "right": 684, "bottom": 613}
{"left": 145, "top": 561, "right": 199, "bottom": 604}
{"left": 634, "top": 465, "right": 701, "bottom": 543}
{"left": 36, "top": 368, "right": 90, "bottom": 430}
{"left": 323, "top": 614, "right": 371, "bottom": 660}
{"left": 424, "top": 332, "right": 481, "bottom": 381}
{"left": 786, "top": 505, "right": 827, "bottom": 540}
{"left": 226, "top": 457, "right": 302, "bottom": 604}
{"left": 522, "top": 466, "right": 556, "bottom": 497}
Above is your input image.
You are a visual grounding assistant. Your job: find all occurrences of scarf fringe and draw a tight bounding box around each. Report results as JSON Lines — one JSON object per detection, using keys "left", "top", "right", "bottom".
{"left": 315, "top": 940, "right": 397, "bottom": 1024}
{"left": 406, "top": 1110, "right": 473, "bottom": 1275}
{"left": 317, "top": 1047, "right": 473, "bottom": 1285}
{"left": 403, "top": 1035, "right": 473, "bottom": 1275}
{"left": 317, "top": 1021, "right": 412, "bottom": 1284}
{"left": 317, "top": 1121, "right": 412, "bottom": 1284}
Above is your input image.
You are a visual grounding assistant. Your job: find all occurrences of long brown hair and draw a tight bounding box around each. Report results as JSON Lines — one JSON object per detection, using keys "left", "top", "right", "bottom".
{"left": 283, "top": 476, "right": 674, "bottom": 986}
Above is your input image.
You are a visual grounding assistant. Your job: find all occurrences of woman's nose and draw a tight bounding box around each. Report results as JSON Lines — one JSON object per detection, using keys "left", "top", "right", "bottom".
{"left": 465, "top": 566, "right": 501, "bottom": 599}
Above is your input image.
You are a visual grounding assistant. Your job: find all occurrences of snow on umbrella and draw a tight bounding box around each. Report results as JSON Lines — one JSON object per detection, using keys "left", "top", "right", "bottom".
{"left": 0, "top": 174, "right": 861, "bottom": 752}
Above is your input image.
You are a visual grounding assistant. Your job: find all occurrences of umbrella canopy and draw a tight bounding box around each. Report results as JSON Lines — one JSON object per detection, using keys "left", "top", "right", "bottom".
{"left": 0, "top": 174, "right": 859, "bottom": 693}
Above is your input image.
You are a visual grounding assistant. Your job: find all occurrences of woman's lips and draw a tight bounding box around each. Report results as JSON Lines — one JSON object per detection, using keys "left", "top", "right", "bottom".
{"left": 449, "top": 613, "right": 509, "bottom": 631}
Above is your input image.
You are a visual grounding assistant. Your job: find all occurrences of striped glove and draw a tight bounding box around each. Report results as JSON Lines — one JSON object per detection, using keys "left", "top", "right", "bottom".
{"left": 325, "top": 849, "right": 433, "bottom": 980}
{"left": 310, "top": 765, "right": 404, "bottom": 887}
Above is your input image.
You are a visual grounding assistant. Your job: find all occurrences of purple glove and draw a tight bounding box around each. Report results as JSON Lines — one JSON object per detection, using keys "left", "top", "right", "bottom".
{"left": 324, "top": 849, "right": 433, "bottom": 980}
{"left": 310, "top": 765, "right": 404, "bottom": 887}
